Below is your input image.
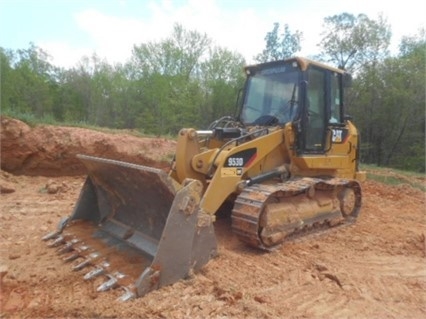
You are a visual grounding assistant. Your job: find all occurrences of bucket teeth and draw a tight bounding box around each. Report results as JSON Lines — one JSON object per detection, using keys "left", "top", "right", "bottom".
{"left": 72, "top": 259, "right": 90, "bottom": 271}
{"left": 63, "top": 244, "right": 90, "bottom": 262}
{"left": 47, "top": 235, "right": 65, "bottom": 247}
{"left": 76, "top": 245, "right": 89, "bottom": 252}
{"left": 57, "top": 244, "right": 72, "bottom": 254}
{"left": 114, "top": 272, "right": 126, "bottom": 279}
{"left": 42, "top": 231, "right": 60, "bottom": 241}
{"left": 83, "top": 261, "right": 110, "bottom": 280}
{"left": 57, "top": 239, "right": 80, "bottom": 254}
{"left": 63, "top": 252, "right": 80, "bottom": 262}
{"left": 97, "top": 275, "right": 118, "bottom": 292}
{"left": 117, "top": 287, "right": 136, "bottom": 302}
{"left": 83, "top": 267, "right": 105, "bottom": 280}
{"left": 72, "top": 252, "right": 100, "bottom": 271}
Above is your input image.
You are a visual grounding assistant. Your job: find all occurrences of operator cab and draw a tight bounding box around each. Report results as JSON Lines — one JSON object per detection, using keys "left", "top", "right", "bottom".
{"left": 240, "top": 62, "right": 300, "bottom": 126}
{"left": 239, "top": 57, "right": 350, "bottom": 154}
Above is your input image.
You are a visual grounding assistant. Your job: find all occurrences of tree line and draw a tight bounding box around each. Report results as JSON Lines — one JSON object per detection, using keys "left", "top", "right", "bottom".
{"left": 1, "top": 14, "right": 425, "bottom": 172}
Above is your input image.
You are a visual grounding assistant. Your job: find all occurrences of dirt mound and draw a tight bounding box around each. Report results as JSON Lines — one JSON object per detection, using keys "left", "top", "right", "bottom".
{"left": 0, "top": 116, "right": 176, "bottom": 176}
{"left": 0, "top": 118, "right": 425, "bottom": 319}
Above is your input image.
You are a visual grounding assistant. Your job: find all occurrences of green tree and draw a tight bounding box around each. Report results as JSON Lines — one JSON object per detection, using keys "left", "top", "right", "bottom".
{"left": 255, "top": 23, "right": 302, "bottom": 62}
{"left": 59, "top": 56, "right": 97, "bottom": 124}
{"left": 130, "top": 24, "right": 213, "bottom": 134}
{"left": 1, "top": 43, "right": 58, "bottom": 118}
{"left": 132, "top": 24, "right": 211, "bottom": 78}
{"left": 199, "top": 47, "right": 246, "bottom": 126}
{"left": 0, "top": 48, "right": 15, "bottom": 112}
{"left": 317, "top": 13, "right": 391, "bottom": 71}
{"left": 350, "top": 29, "right": 425, "bottom": 171}
{"left": 60, "top": 54, "right": 129, "bottom": 128}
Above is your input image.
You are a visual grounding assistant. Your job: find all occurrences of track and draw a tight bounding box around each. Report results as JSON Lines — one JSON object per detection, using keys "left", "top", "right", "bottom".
{"left": 231, "top": 177, "right": 362, "bottom": 250}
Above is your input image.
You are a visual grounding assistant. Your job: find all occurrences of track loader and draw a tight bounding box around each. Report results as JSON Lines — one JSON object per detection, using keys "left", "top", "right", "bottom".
{"left": 43, "top": 57, "right": 366, "bottom": 301}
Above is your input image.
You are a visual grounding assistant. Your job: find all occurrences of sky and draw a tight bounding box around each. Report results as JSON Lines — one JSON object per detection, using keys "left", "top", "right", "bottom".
{"left": 1, "top": 0, "right": 424, "bottom": 68}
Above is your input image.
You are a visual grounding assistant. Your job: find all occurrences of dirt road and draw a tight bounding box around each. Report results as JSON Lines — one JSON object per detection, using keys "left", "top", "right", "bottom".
{"left": 1, "top": 118, "right": 425, "bottom": 318}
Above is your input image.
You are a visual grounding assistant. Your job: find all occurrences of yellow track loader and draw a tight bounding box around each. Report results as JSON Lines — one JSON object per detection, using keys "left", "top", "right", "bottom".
{"left": 43, "top": 57, "right": 366, "bottom": 301}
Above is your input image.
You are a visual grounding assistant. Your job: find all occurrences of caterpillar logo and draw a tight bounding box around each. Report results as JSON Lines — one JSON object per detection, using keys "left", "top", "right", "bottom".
{"left": 332, "top": 129, "right": 349, "bottom": 143}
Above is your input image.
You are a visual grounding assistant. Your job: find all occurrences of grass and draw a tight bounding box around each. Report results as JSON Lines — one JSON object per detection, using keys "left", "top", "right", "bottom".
{"left": 1, "top": 110, "right": 174, "bottom": 139}
{"left": 361, "top": 164, "right": 426, "bottom": 192}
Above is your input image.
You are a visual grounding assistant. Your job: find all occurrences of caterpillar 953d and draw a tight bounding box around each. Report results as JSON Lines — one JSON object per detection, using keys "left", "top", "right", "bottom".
{"left": 43, "top": 57, "right": 366, "bottom": 301}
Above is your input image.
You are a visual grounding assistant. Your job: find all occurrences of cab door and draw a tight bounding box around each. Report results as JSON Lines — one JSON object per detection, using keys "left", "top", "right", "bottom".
{"left": 293, "top": 66, "right": 356, "bottom": 176}
{"left": 301, "top": 67, "right": 328, "bottom": 153}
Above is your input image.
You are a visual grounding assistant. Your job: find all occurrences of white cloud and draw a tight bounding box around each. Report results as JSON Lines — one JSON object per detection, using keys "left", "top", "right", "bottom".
{"left": 40, "top": 9, "right": 147, "bottom": 68}
{"left": 40, "top": 41, "right": 91, "bottom": 69}
{"left": 138, "top": 1, "right": 283, "bottom": 63}
{"left": 69, "top": 1, "right": 261, "bottom": 66}
{"left": 43, "top": 0, "right": 425, "bottom": 68}
{"left": 74, "top": 9, "right": 146, "bottom": 65}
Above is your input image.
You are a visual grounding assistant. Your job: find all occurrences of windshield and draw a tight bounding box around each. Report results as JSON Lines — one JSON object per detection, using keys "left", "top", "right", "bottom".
{"left": 241, "top": 64, "right": 300, "bottom": 125}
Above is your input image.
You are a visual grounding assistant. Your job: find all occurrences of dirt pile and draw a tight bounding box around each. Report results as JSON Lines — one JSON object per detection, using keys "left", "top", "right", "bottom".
{"left": 0, "top": 118, "right": 425, "bottom": 319}
{"left": 0, "top": 116, "right": 175, "bottom": 176}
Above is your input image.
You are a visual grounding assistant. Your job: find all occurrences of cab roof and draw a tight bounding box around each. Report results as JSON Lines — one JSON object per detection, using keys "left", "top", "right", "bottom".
{"left": 244, "top": 57, "right": 346, "bottom": 75}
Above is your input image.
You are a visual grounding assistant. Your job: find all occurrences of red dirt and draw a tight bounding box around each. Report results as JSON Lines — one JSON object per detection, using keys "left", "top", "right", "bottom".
{"left": 0, "top": 116, "right": 175, "bottom": 176}
{"left": 1, "top": 117, "right": 425, "bottom": 318}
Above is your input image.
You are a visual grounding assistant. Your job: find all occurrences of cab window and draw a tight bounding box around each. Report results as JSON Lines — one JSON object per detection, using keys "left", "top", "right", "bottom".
{"left": 330, "top": 73, "right": 342, "bottom": 123}
{"left": 305, "top": 68, "right": 326, "bottom": 151}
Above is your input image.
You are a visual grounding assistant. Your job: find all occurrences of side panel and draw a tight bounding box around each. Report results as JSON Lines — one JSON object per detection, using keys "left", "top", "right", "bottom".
{"left": 200, "top": 129, "right": 285, "bottom": 215}
{"left": 291, "top": 121, "right": 361, "bottom": 179}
